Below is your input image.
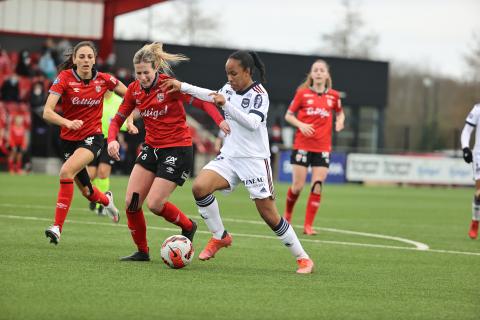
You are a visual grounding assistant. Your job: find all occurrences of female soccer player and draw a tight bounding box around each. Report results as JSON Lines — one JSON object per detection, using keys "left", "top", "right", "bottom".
{"left": 87, "top": 90, "right": 138, "bottom": 216}
{"left": 43, "top": 41, "right": 127, "bottom": 245}
{"left": 283, "top": 59, "right": 345, "bottom": 235}
{"left": 161, "top": 50, "right": 314, "bottom": 274}
{"left": 107, "top": 42, "right": 229, "bottom": 261}
{"left": 461, "top": 102, "right": 480, "bottom": 239}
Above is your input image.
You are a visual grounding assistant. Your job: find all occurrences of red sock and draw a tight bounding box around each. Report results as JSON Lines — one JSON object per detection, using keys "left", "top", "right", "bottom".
{"left": 15, "top": 158, "right": 22, "bottom": 172}
{"left": 126, "top": 209, "right": 148, "bottom": 253}
{"left": 86, "top": 186, "right": 109, "bottom": 206}
{"left": 284, "top": 187, "right": 300, "bottom": 222}
{"left": 54, "top": 179, "right": 74, "bottom": 232}
{"left": 305, "top": 192, "right": 321, "bottom": 227}
{"left": 158, "top": 202, "right": 193, "bottom": 231}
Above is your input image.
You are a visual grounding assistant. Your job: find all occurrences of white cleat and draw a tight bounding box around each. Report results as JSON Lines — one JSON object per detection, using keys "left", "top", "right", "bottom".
{"left": 45, "top": 225, "right": 61, "bottom": 245}
{"left": 104, "top": 191, "right": 120, "bottom": 223}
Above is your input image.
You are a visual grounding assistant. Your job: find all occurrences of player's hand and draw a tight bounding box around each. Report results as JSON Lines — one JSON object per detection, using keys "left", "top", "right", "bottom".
{"left": 127, "top": 122, "right": 139, "bottom": 135}
{"left": 463, "top": 147, "right": 473, "bottom": 163}
{"left": 108, "top": 141, "right": 121, "bottom": 161}
{"left": 160, "top": 79, "right": 181, "bottom": 94}
{"left": 65, "top": 119, "right": 83, "bottom": 130}
{"left": 209, "top": 92, "right": 226, "bottom": 107}
{"left": 219, "top": 120, "right": 231, "bottom": 135}
{"left": 299, "top": 122, "right": 315, "bottom": 136}
{"left": 335, "top": 120, "right": 344, "bottom": 132}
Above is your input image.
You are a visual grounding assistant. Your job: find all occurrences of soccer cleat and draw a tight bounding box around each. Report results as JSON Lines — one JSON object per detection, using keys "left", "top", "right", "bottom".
{"left": 104, "top": 191, "right": 120, "bottom": 223}
{"left": 182, "top": 219, "right": 198, "bottom": 242}
{"left": 45, "top": 225, "right": 61, "bottom": 245}
{"left": 120, "top": 250, "right": 150, "bottom": 261}
{"left": 296, "top": 258, "right": 314, "bottom": 274}
{"left": 89, "top": 201, "right": 96, "bottom": 212}
{"left": 303, "top": 225, "right": 318, "bottom": 235}
{"left": 96, "top": 205, "right": 106, "bottom": 216}
{"left": 469, "top": 220, "right": 479, "bottom": 239}
{"left": 199, "top": 231, "right": 232, "bottom": 261}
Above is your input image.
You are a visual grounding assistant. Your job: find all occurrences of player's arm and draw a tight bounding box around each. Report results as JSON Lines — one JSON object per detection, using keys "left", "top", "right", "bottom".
{"left": 107, "top": 93, "right": 135, "bottom": 160}
{"left": 335, "top": 110, "right": 345, "bottom": 132}
{"left": 284, "top": 92, "right": 314, "bottom": 137}
{"left": 181, "top": 94, "right": 230, "bottom": 135}
{"left": 461, "top": 122, "right": 474, "bottom": 163}
{"left": 113, "top": 81, "right": 128, "bottom": 97}
{"left": 43, "top": 93, "right": 83, "bottom": 130}
{"left": 160, "top": 79, "right": 215, "bottom": 102}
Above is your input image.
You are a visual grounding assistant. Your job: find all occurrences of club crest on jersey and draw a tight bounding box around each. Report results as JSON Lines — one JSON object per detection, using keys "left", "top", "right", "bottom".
{"left": 157, "top": 93, "right": 165, "bottom": 102}
{"left": 253, "top": 94, "right": 262, "bottom": 109}
{"left": 73, "top": 88, "right": 80, "bottom": 93}
{"left": 241, "top": 98, "right": 250, "bottom": 108}
{"left": 327, "top": 99, "right": 333, "bottom": 107}
{"left": 95, "top": 85, "right": 101, "bottom": 93}
{"left": 307, "top": 99, "right": 314, "bottom": 105}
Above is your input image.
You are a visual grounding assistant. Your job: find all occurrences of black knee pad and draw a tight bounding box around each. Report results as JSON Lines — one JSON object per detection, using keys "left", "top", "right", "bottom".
{"left": 311, "top": 181, "right": 323, "bottom": 194}
{"left": 128, "top": 192, "right": 140, "bottom": 212}
{"left": 76, "top": 168, "right": 94, "bottom": 195}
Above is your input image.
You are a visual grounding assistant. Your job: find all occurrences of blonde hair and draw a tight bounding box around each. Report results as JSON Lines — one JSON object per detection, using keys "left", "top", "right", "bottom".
{"left": 298, "top": 59, "right": 332, "bottom": 90}
{"left": 133, "top": 42, "right": 189, "bottom": 74}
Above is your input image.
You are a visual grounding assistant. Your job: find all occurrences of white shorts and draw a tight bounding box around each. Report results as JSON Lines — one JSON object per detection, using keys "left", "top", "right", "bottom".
{"left": 474, "top": 150, "right": 480, "bottom": 180}
{"left": 203, "top": 154, "right": 275, "bottom": 199}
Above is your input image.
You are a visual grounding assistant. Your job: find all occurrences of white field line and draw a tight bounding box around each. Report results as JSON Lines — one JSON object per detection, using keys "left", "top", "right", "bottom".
{"left": 0, "top": 204, "right": 479, "bottom": 256}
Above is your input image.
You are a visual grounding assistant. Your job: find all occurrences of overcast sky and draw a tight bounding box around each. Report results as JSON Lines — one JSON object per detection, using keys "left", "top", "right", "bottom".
{"left": 115, "top": 0, "right": 480, "bottom": 79}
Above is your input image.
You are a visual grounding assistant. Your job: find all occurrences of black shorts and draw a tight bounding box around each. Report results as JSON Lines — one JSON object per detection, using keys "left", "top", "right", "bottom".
{"left": 61, "top": 134, "right": 104, "bottom": 162}
{"left": 88, "top": 139, "right": 115, "bottom": 167}
{"left": 290, "top": 149, "right": 330, "bottom": 168}
{"left": 135, "top": 144, "right": 193, "bottom": 186}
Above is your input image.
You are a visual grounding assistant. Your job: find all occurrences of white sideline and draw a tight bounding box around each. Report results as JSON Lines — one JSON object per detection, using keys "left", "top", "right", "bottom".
{"left": 1, "top": 204, "right": 480, "bottom": 256}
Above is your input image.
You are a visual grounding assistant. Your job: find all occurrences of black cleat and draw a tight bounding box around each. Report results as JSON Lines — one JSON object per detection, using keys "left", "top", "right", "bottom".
{"left": 182, "top": 219, "right": 198, "bottom": 242}
{"left": 120, "top": 251, "right": 150, "bottom": 261}
{"left": 89, "top": 201, "right": 96, "bottom": 211}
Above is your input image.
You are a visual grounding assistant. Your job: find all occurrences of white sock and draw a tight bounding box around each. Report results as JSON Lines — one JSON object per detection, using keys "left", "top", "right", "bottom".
{"left": 472, "top": 196, "right": 480, "bottom": 221}
{"left": 273, "top": 217, "right": 309, "bottom": 259}
{"left": 196, "top": 194, "right": 225, "bottom": 239}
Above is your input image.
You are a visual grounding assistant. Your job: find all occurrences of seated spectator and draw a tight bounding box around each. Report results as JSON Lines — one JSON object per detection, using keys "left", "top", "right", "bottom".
{"left": 38, "top": 48, "right": 57, "bottom": 81}
{"left": 1, "top": 74, "right": 20, "bottom": 102}
{"left": 0, "top": 46, "right": 12, "bottom": 75}
{"left": 30, "top": 81, "right": 47, "bottom": 115}
{"left": 15, "top": 50, "right": 33, "bottom": 77}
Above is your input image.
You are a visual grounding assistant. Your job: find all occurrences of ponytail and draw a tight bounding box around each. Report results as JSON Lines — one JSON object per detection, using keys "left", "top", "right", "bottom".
{"left": 133, "top": 42, "right": 189, "bottom": 74}
{"left": 57, "top": 41, "right": 97, "bottom": 72}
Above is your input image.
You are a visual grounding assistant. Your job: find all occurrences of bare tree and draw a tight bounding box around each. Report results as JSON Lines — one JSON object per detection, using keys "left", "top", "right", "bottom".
{"left": 319, "top": 0, "right": 378, "bottom": 59}
{"left": 151, "top": 0, "right": 223, "bottom": 46}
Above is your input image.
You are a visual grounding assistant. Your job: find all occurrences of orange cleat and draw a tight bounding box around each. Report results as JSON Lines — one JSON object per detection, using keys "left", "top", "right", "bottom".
{"left": 296, "top": 258, "right": 314, "bottom": 274}
{"left": 199, "top": 232, "right": 232, "bottom": 260}
{"left": 303, "top": 225, "right": 318, "bottom": 235}
{"left": 469, "top": 220, "right": 479, "bottom": 239}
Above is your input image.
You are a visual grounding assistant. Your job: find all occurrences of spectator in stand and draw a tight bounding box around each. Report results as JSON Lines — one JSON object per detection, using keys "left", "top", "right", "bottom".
{"left": 29, "top": 81, "right": 47, "bottom": 115}
{"left": 0, "top": 106, "right": 7, "bottom": 156}
{"left": 56, "top": 38, "right": 72, "bottom": 64}
{"left": 1, "top": 74, "right": 20, "bottom": 102}
{"left": 7, "top": 113, "right": 29, "bottom": 174}
{"left": 38, "top": 47, "right": 57, "bottom": 81}
{"left": 15, "top": 50, "right": 33, "bottom": 77}
{"left": 0, "top": 46, "right": 12, "bottom": 75}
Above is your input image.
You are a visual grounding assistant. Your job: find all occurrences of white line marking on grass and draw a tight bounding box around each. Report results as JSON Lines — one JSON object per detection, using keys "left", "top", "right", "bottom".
{"left": 1, "top": 211, "right": 479, "bottom": 256}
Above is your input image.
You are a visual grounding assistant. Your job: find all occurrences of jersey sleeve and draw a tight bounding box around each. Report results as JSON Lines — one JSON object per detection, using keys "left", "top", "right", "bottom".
{"left": 466, "top": 104, "right": 480, "bottom": 127}
{"left": 179, "top": 93, "right": 224, "bottom": 126}
{"left": 49, "top": 72, "right": 67, "bottom": 96}
{"left": 248, "top": 92, "right": 269, "bottom": 122}
{"left": 107, "top": 86, "right": 135, "bottom": 143}
{"left": 287, "top": 90, "right": 303, "bottom": 113}
{"left": 334, "top": 94, "right": 343, "bottom": 113}
{"left": 105, "top": 73, "right": 119, "bottom": 91}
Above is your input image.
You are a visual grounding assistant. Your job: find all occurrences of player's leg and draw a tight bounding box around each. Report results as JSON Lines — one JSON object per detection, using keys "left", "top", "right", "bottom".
{"left": 285, "top": 164, "right": 308, "bottom": 223}
{"left": 93, "top": 162, "right": 113, "bottom": 215}
{"left": 192, "top": 160, "right": 234, "bottom": 260}
{"left": 304, "top": 166, "right": 328, "bottom": 235}
{"left": 120, "top": 164, "right": 155, "bottom": 261}
{"left": 87, "top": 164, "right": 98, "bottom": 212}
{"left": 45, "top": 147, "right": 94, "bottom": 244}
{"left": 469, "top": 179, "right": 480, "bottom": 239}
{"left": 7, "top": 146, "right": 16, "bottom": 174}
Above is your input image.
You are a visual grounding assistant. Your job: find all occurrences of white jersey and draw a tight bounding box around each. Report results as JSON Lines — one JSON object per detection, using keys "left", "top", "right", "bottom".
{"left": 462, "top": 103, "right": 480, "bottom": 151}
{"left": 218, "top": 82, "right": 270, "bottom": 158}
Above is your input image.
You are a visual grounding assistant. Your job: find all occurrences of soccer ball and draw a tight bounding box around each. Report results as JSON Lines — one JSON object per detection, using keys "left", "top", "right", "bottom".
{"left": 160, "top": 235, "right": 194, "bottom": 269}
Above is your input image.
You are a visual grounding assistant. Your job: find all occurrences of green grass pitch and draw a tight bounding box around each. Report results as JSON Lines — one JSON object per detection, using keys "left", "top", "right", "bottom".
{"left": 0, "top": 173, "right": 478, "bottom": 320}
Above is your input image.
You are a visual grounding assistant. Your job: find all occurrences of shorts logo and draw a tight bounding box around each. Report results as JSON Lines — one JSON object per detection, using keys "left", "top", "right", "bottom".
{"left": 164, "top": 156, "right": 177, "bottom": 166}
{"left": 84, "top": 136, "right": 94, "bottom": 146}
{"left": 95, "top": 85, "right": 101, "bottom": 93}
{"left": 241, "top": 98, "right": 250, "bottom": 108}
{"left": 253, "top": 94, "right": 262, "bottom": 109}
{"left": 64, "top": 152, "right": 71, "bottom": 159}
{"left": 181, "top": 171, "right": 189, "bottom": 181}
{"left": 166, "top": 167, "right": 174, "bottom": 174}
{"left": 244, "top": 177, "right": 265, "bottom": 187}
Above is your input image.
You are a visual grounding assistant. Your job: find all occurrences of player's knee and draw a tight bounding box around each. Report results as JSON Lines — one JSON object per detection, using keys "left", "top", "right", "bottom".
{"left": 126, "top": 192, "right": 140, "bottom": 212}
{"left": 59, "top": 167, "right": 75, "bottom": 179}
{"left": 291, "top": 183, "right": 304, "bottom": 194}
{"left": 192, "top": 180, "right": 209, "bottom": 199}
{"left": 310, "top": 181, "right": 323, "bottom": 194}
{"left": 147, "top": 198, "right": 166, "bottom": 215}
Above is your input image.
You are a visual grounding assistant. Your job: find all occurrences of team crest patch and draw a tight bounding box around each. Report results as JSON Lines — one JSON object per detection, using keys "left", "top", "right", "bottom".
{"left": 253, "top": 94, "right": 262, "bottom": 109}
{"left": 53, "top": 77, "right": 60, "bottom": 85}
{"left": 241, "top": 98, "right": 250, "bottom": 108}
{"left": 95, "top": 86, "right": 101, "bottom": 93}
{"left": 327, "top": 99, "right": 333, "bottom": 107}
{"left": 157, "top": 93, "right": 165, "bottom": 102}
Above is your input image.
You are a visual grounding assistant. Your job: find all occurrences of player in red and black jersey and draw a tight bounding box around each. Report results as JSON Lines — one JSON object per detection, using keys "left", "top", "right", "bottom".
{"left": 283, "top": 59, "right": 345, "bottom": 235}
{"left": 107, "top": 42, "right": 229, "bottom": 261}
{"left": 43, "top": 41, "right": 133, "bottom": 245}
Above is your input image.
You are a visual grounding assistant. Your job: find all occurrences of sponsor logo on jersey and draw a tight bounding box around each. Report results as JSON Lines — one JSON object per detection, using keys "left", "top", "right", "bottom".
{"left": 164, "top": 156, "right": 177, "bottom": 166}
{"left": 253, "top": 94, "right": 263, "bottom": 109}
{"left": 306, "top": 107, "right": 330, "bottom": 118}
{"left": 140, "top": 105, "right": 168, "bottom": 119}
{"left": 241, "top": 98, "right": 250, "bottom": 108}
{"left": 69, "top": 82, "right": 80, "bottom": 86}
{"left": 71, "top": 97, "right": 101, "bottom": 107}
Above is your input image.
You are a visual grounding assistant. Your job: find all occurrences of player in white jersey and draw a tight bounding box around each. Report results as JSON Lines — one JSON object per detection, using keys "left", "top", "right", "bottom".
{"left": 461, "top": 102, "right": 480, "bottom": 239}
{"left": 161, "top": 50, "right": 314, "bottom": 274}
